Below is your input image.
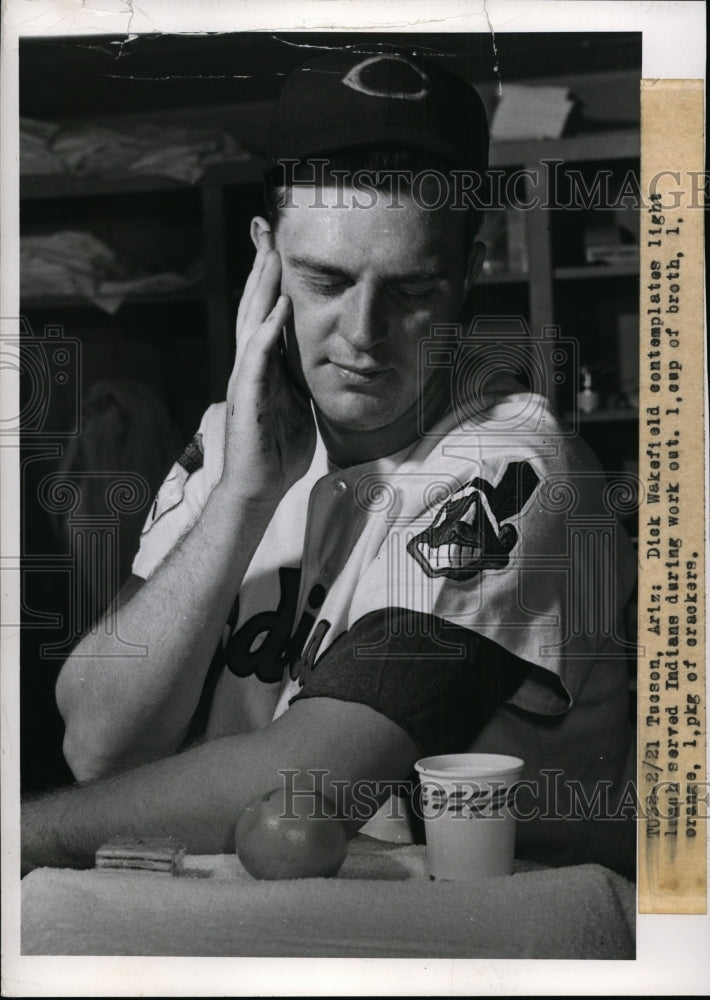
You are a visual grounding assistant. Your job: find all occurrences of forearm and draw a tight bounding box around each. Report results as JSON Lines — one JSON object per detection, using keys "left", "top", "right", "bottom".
{"left": 56, "top": 480, "right": 278, "bottom": 780}
{"left": 22, "top": 733, "right": 258, "bottom": 873}
{"left": 21, "top": 699, "right": 418, "bottom": 874}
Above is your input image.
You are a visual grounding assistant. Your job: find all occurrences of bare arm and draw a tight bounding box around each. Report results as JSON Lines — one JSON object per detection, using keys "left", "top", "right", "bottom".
{"left": 55, "top": 231, "right": 316, "bottom": 781}
{"left": 21, "top": 698, "right": 419, "bottom": 874}
{"left": 55, "top": 486, "right": 278, "bottom": 780}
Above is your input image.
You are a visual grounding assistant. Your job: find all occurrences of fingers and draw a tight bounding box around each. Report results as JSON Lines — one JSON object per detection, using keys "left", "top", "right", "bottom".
{"left": 235, "top": 264, "right": 283, "bottom": 380}
{"left": 236, "top": 229, "right": 276, "bottom": 337}
{"left": 238, "top": 229, "right": 271, "bottom": 319}
{"left": 238, "top": 294, "right": 292, "bottom": 384}
{"left": 259, "top": 293, "right": 292, "bottom": 353}
{"left": 242, "top": 250, "right": 282, "bottom": 339}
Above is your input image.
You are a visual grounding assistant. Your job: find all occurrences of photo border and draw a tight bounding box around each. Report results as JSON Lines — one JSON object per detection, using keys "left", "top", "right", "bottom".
{"left": 1, "top": 1, "right": 707, "bottom": 995}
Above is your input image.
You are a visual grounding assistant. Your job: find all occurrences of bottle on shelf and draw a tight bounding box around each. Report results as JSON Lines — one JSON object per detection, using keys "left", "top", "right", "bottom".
{"left": 578, "top": 366, "right": 601, "bottom": 414}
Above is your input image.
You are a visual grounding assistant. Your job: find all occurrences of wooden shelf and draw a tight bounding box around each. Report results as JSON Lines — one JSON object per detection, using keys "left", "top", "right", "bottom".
{"left": 201, "top": 160, "right": 265, "bottom": 188}
{"left": 489, "top": 129, "right": 639, "bottom": 167}
{"left": 479, "top": 270, "right": 530, "bottom": 285}
{"left": 554, "top": 261, "right": 639, "bottom": 280}
{"left": 564, "top": 409, "right": 639, "bottom": 424}
{"left": 19, "top": 132, "right": 639, "bottom": 202}
{"left": 21, "top": 290, "right": 206, "bottom": 309}
{"left": 20, "top": 159, "right": 263, "bottom": 201}
{"left": 21, "top": 173, "right": 193, "bottom": 200}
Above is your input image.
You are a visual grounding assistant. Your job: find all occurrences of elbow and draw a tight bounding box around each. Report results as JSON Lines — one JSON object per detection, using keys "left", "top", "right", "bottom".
{"left": 56, "top": 653, "right": 185, "bottom": 781}
{"left": 62, "top": 719, "right": 116, "bottom": 783}
{"left": 55, "top": 666, "right": 96, "bottom": 780}
{"left": 60, "top": 695, "right": 181, "bottom": 783}
{"left": 54, "top": 655, "right": 85, "bottom": 732}
{"left": 62, "top": 713, "right": 146, "bottom": 781}
{"left": 56, "top": 671, "right": 118, "bottom": 782}
{"left": 60, "top": 693, "right": 141, "bottom": 781}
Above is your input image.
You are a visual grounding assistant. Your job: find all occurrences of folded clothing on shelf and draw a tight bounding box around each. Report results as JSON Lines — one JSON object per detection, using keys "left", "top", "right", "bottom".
{"left": 20, "top": 118, "right": 65, "bottom": 175}
{"left": 21, "top": 117, "right": 252, "bottom": 183}
{"left": 21, "top": 230, "right": 204, "bottom": 313}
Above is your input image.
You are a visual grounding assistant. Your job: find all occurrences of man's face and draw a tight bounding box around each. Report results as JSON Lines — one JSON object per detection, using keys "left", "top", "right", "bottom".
{"left": 271, "top": 185, "right": 473, "bottom": 435}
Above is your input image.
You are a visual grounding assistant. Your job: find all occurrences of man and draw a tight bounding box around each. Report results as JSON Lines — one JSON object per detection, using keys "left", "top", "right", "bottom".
{"left": 22, "top": 49, "right": 637, "bottom": 876}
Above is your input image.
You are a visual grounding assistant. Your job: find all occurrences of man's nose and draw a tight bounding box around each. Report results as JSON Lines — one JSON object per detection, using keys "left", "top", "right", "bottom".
{"left": 339, "top": 285, "right": 388, "bottom": 351}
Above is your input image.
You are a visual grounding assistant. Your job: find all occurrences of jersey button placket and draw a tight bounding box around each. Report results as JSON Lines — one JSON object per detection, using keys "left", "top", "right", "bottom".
{"left": 331, "top": 478, "right": 348, "bottom": 496}
{"left": 318, "top": 474, "right": 353, "bottom": 589}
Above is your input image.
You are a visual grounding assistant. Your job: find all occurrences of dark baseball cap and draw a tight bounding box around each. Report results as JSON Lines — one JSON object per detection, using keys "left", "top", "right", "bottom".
{"left": 265, "top": 47, "right": 489, "bottom": 175}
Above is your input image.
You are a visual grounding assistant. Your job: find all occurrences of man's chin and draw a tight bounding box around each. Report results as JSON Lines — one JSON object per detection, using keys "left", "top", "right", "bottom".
{"left": 315, "top": 404, "right": 397, "bottom": 435}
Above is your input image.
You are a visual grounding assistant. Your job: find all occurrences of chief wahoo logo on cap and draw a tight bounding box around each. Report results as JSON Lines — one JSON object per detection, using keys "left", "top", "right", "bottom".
{"left": 341, "top": 55, "right": 431, "bottom": 101}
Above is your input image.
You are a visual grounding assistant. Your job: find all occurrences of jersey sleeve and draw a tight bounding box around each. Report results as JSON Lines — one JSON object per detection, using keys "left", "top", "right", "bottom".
{"left": 289, "top": 608, "right": 531, "bottom": 756}
{"left": 358, "top": 441, "right": 636, "bottom": 716}
{"left": 292, "top": 423, "right": 637, "bottom": 722}
{"left": 131, "top": 403, "right": 226, "bottom": 580}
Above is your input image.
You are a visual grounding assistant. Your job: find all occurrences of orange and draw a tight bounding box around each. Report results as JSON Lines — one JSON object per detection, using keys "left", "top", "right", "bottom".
{"left": 235, "top": 787, "right": 349, "bottom": 880}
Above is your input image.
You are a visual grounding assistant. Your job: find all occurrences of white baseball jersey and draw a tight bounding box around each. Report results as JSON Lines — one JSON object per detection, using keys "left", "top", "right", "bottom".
{"left": 133, "top": 381, "right": 637, "bottom": 866}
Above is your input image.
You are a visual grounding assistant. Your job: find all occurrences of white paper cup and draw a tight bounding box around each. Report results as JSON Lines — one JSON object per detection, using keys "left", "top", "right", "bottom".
{"left": 414, "top": 753, "right": 525, "bottom": 881}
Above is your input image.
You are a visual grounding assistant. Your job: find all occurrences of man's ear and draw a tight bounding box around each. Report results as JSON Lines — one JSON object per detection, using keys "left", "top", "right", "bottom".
{"left": 463, "top": 241, "right": 486, "bottom": 296}
{"left": 250, "top": 216, "right": 272, "bottom": 251}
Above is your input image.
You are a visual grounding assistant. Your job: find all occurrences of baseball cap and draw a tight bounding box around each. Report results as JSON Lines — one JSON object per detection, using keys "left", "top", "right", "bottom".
{"left": 265, "top": 46, "right": 489, "bottom": 175}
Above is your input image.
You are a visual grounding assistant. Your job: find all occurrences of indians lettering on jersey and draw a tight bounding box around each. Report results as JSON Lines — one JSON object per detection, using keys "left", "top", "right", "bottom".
{"left": 407, "top": 461, "right": 540, "bottom": 580}
{"left": 223, "top": 568, "right": 327, "bottom": 684}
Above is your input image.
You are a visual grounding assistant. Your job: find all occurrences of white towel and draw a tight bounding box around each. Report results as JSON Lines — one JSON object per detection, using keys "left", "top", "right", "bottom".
{"left": 21, "top": 836, "right": 635, "bottom": 959}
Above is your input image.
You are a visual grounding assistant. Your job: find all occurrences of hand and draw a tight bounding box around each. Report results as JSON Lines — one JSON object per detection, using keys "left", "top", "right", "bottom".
{"left": 222, "top": 230, "right": 316, "bottom": 505}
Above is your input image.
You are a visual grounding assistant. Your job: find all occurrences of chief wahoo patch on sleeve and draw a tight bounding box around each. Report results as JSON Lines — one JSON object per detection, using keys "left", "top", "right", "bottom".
{"left": 407, "top": 461, "right": 540, "bottom": 580}
{"left": 141, "top": 432, "right": 204, "bottom": 534}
